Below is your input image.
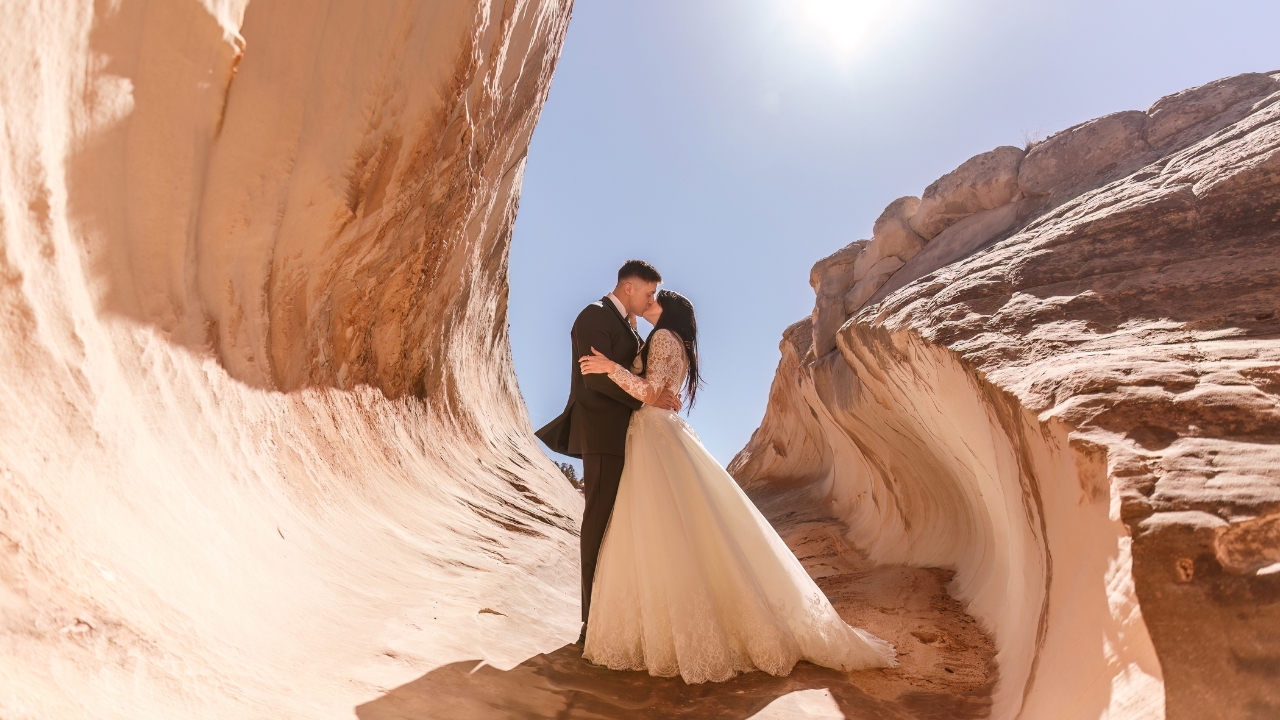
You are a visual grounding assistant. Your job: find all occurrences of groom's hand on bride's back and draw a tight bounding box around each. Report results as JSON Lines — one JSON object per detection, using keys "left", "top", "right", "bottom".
{"left": 654, "top": 388, "right": 682, "bottom": 412}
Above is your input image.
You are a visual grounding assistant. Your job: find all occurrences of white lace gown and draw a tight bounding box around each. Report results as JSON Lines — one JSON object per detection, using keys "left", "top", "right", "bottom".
{"left": 582, "top": 329, "right": 897, "bottom": 683}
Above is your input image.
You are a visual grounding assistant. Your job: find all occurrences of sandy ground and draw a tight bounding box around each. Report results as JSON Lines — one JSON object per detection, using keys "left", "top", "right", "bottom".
{"left": 356, "top": 485, "right": 996, "bottom": 720}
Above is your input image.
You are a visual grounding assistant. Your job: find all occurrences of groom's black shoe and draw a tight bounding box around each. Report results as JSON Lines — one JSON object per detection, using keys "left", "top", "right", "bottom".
{"left": 576, "top": 629, "right": 587, "bottom": 646}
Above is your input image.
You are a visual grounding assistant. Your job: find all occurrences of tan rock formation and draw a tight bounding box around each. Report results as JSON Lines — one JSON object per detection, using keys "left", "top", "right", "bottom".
{"left": 0, "top": 1, "right": 577, "bottom": 718}
{"left": 910, "top": 146, "right": 1025, "bottom": 240}
{"left": 809, "top": 145, "right": 1030, "bottom": 357}
{"left": 734, "top": 71, "right": 1280, "bottom": 720}
{"left": 1018, "top": 110, "right": 1150, "bottom": 200}
{"left": 858, "top": 196, "right": 926, "bottom": 278}
{"left": 4, "top": 3, "right": 999, "bottom": 717}
{"left": 809, "top": 240, "right": 868, "bottom": 356}
{"left": 6, "top": 2, "right": 1277, "bottom": 717}
{"left": 867, "top": 197, "right": 1034, "bottom": 308}
{"left": 1145, "top": 72, "right": 1279, "bottom": 151}
{"left": 811, "top": 197, "right": 928, "bottom": 355}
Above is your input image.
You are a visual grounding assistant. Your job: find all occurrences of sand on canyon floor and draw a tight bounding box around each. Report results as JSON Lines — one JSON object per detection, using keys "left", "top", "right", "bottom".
{"left": 357, "top": 485, "right": 995, "bottom": 720}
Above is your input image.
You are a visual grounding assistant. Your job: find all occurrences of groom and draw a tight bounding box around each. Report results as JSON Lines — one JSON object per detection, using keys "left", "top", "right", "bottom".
{"left": 536, "top": 260, "right": 681, "bottom": 642}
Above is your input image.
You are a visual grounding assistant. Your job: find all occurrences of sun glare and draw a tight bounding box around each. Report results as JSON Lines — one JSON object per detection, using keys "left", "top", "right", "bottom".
{"left": 788, "top": 0, "right": 902, "bottom": 67}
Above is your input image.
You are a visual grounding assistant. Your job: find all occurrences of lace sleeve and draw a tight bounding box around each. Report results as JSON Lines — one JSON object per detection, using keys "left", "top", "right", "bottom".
{"left": 607, "top": 330, "right": 686, "bottom": 404}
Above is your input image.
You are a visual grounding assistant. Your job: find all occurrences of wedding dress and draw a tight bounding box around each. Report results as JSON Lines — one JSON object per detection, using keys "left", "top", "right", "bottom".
{"left": 582, "top": 329, "right": 896, "bottom": 683}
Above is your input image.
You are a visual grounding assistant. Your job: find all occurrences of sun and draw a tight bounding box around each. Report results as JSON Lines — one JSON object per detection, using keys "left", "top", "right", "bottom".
{"left": 788, "top": 0, "right": 902, "bottom": 67}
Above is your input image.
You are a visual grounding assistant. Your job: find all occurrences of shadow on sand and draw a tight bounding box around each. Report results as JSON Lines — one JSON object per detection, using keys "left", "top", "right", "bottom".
{"left": 355, "top": 643, "right": 993, "bottom": 720}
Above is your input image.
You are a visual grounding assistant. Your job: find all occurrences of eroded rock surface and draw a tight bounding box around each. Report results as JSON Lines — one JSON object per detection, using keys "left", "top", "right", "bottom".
{"left": 6, "top": 2, "right": 1277, "bottom": 718}
{"left": 734, "top": 71, "right": 1280, "bottom": 720}
{"left": 910, "top": 146, "right": 1024, "bottom": 240}
{"left": 0, "top": 2, "right": 577, "bottom": 719}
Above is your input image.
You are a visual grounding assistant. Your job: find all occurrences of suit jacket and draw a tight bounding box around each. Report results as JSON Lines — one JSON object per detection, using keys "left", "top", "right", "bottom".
{"left": 536, "top": 296, "right": 645, "bottom": 458}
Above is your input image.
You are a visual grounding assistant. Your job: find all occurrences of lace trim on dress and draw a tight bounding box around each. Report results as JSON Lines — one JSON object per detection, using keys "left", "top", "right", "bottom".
{"left": 584, "top": 326, "right": 898, "bottom": 683}
{"left": 607, "top": 329, "right": 686, "bottom": 404}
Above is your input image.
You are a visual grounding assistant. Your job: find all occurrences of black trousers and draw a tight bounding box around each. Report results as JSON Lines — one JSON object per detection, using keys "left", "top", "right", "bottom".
{"left": 580, "top": 452, "right": 625, "bottom": 625}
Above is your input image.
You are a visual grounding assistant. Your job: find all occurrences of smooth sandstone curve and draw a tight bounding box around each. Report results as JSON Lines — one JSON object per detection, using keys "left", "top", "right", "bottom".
{"left": 0, "top": 2, "right": 578, "bottom": 719}
{"left": 733, "top": 71, "right": 1280, "bottom": 720}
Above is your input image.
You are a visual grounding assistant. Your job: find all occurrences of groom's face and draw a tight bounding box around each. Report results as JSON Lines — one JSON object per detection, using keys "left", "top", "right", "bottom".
{"left": 619, "top": 280, "right": 659, "bottom": 317}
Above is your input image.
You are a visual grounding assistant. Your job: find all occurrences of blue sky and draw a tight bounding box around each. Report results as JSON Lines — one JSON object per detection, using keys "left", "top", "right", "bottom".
{"left": 510, "top": 0, "right": 1280, "bottom": 469}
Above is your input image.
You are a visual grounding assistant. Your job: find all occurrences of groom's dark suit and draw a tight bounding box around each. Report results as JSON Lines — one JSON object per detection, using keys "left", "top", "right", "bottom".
{"left": 536, "top": 296, "right": 644, "bottom": 625}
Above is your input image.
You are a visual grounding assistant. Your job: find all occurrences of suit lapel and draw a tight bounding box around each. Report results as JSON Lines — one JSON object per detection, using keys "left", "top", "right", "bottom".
{"left": 601, "top": 295, "right": 642, "bottom": 349}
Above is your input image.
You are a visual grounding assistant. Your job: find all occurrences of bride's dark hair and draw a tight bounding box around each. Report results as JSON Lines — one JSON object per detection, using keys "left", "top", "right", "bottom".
{"left": 642, "top": 289, "right": 702, "bottom": 410}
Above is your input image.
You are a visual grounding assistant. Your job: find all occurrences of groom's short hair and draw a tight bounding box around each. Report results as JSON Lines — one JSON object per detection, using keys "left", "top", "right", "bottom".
{"left": 618, "top": 259, "right": 662, "bottom": 284}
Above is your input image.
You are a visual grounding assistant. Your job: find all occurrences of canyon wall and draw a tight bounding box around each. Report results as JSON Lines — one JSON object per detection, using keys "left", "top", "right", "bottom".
{"left": 0, "top": 1, "right": 579, "bottom": 718}
{"left": 732, "top": 72, "right": 1280, "bottom": 720}
{"left": 5, "top": 2, "right": 1276, "bottom": 718}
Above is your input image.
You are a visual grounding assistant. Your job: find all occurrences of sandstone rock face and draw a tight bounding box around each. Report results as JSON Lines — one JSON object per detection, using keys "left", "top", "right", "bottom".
{"left": 1146, "top": 72, "right": 1279, "bottom": 150}
{"left": 843, "top": 256, "right": 903, "bottom": 314}
{"left": 910, "top": 146, "right": 1025, "bottom": 240}
{"left": 810, "top": 240, "right": 869, "bottom": 356}
{"left": 735, "top": 71, "right": 1280, "bottom": 720}
{"left": 1018, "top": 110, "right": 1151, "bottom": 200}
{"left": 810, "top": 197, "right": 929, "bottom": 355}
{"left": 859, "top": 195, "right": 926, "bottom": 278}
{"left": 0, "top": 2, "right": 577, "bottom": 719}
{"left": 867, "top": 198, "right": 1029, "bottom": 307}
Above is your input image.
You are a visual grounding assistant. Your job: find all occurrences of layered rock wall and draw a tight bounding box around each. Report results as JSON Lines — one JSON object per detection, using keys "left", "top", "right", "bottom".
{"left": 733, "top": 72, "right": 1280, "bottom": 720}
{"left": 0, "top": 1, "right": 577, "bottom": 718}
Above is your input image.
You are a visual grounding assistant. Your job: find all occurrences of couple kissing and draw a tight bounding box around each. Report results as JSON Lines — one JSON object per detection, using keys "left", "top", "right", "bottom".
{"left": 537, "top": 259, "right": 896, "bottom": 684}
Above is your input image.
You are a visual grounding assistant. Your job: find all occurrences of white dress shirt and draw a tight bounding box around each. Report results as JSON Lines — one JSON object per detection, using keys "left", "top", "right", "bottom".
{"left": 607, "top": 292, "right": 645, "bottom": 373}
{"left": 606, "top": 292, "right": 628, "bottom": 320}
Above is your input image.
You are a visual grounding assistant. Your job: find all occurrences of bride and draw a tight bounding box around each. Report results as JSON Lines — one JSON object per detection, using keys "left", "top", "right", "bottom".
{"left": 577, "top": 289, "right": 896, "bottom": 684}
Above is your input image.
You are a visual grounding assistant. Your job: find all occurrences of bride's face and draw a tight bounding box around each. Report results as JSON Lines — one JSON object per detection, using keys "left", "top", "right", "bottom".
{"left": 642, "top": 300, "right": 663, "bottom": 326}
